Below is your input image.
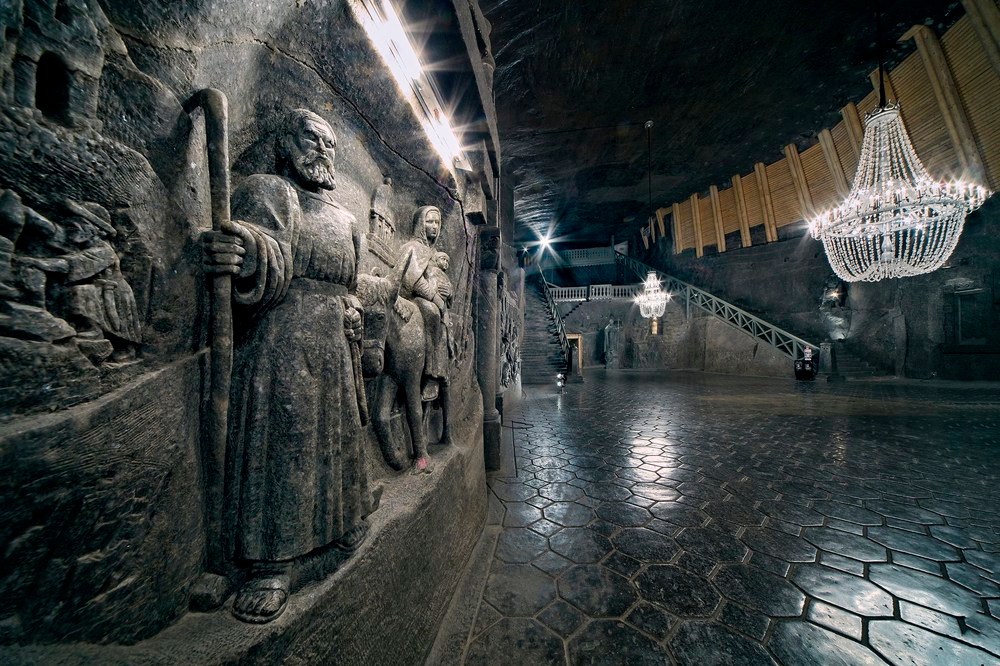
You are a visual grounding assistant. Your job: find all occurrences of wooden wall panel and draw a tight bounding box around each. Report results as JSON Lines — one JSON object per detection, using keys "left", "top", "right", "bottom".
{"left": 890, "top": 49, "right": 959, "bottom": 179}
{"left": 765, "top": 160, "right": 799, "bottom": 228}
{"left": 718, "top": 186, "right": 739, "bottom": 234}
{"left": 698, "top": 194, "right": 715, "bottom": 249}
{"left": 830, "top": 120, "right": 859, "bottom": 184}
{"left": 742, "top": 171, "right": 764, "bottom": 231}
{"left": 676, "top": 199, "right": 695, "bottom": 252}
{"left": 801, "top": 142, "right": 838, "bottom": 212}
{"left": 943, "top": 15, "right": 1000, "bottom": 189}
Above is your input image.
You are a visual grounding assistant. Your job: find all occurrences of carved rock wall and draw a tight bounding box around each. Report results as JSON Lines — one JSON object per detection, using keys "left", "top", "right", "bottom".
{"left": 1, "top": 0, "right": 492, "bottom": 655}
{"left": 560, "top": 298, "right": 791, "bottom": 378}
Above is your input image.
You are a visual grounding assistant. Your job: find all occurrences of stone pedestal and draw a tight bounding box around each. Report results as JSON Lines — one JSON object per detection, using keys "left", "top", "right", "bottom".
{"left": 821, "top": 341, "right": 845, "bottom": 382}
{"left": 477, "top": 227, "right": 502, "bottom": 471}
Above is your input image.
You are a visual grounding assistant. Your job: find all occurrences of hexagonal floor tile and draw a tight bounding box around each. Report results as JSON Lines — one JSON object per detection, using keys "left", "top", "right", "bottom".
{"left": 713, "top": 564, "right": 805, "bottom": 617}
{"left": 769, "top": 621, "right": 885, "bottom": 666}
{"left": 675, "top": 526, "right": 748, "bottom": 562}
{"left": 669, "top": 622, "right": 775, "bottom": 665}
{"left": 791, "top": 564, "right": 893, "bottom": 617}
{"left": 549, "top": 528, "right": 613, "bottom": 564}
{"left": 495, "top": 528, "right": 549, "bottom": 563}
{"left": 634, "top": 565, "right": 720, "bottom": 617}
{"left": 568, "top": 620, "right": 669, "bottom": 665}
{"left": 483, "top": 562, "right": 557, "bottom": 617}
{"left": 612, "top": 528, "right": 679, "bottom": 563}
{"left": 465, "top": 618, "right": 565, "bottom": 666}
{"left": 558, "top": 564, "right": 637, "bottom": 617}
{"left": 544, "top": 502, "right": 595, "bottom": 527}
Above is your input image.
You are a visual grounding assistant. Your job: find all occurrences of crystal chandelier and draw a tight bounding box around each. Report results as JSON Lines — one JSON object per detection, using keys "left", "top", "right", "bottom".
{"left": 809, "top": 6, "right": 989, "bottom": 282}
{"left": 809, "top": 104, "right": 988, "bottom": 281}
{"left": 636, "top": 271, "right": 668, "bottom": 318}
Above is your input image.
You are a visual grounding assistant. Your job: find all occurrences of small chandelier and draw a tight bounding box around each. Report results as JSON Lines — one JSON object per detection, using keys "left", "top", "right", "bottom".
{"left": 636, "top": 271, "right": 669, "bottom": 318}
{"left": 809, "top": 7, "right": 989, "bottom": 282}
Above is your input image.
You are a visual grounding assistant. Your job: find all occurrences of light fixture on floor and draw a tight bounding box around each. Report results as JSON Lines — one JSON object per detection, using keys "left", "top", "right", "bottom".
{"left": 808, "top": 5, "right": 989, "bottom": 282}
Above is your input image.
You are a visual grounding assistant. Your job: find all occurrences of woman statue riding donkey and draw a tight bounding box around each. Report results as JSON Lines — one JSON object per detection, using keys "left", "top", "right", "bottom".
{"left": 358, "top": 205, "right": 455, "bottom": 474}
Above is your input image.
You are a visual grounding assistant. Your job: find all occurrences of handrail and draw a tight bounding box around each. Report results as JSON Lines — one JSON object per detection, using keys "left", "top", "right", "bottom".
{"left": 614, "top": 252, "right": 819, "bottom": 359}
{"left": 541, "top": 246, "right": 615, "bottom": 268}
{"left": 539, "top": 277, "right": 571, "bottom": 369}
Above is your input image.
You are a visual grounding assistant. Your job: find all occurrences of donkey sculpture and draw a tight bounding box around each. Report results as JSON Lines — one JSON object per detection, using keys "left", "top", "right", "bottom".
{"left": 358, "top": 258, "right": 450, "bottom": 473}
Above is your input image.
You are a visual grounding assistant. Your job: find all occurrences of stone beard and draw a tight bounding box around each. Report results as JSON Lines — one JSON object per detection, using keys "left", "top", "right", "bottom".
{"left": 291, "top": 147, "right": 336, "bottom": 191}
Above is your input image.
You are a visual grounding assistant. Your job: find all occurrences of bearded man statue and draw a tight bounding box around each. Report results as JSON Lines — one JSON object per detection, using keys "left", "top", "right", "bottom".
{"left": 203, "top": 109, "right": 373, "bottom": 623}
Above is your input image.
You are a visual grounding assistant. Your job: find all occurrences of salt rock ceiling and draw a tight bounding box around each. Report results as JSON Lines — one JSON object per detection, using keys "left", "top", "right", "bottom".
{"left": 479, "top": 0, "right": 963, "bottom": 246}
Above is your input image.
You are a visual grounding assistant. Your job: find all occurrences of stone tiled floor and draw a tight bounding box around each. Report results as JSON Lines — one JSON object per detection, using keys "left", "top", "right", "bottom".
{"left": 454, "top": 371, "right": 1000, "bottom": 665}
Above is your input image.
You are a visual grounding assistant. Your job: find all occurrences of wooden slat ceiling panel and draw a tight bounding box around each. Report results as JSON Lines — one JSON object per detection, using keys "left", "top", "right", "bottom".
{"left": 678, "top": 201, "right": 695, "bottom": 251}
{"left": 742, "top": 171, "right": 765, "bottom": 231}
{"left": 891, "top": 50, "right": 958, "bottom": 179}
{"left": 698, "top": 194, "right": 715, "bottom": 248}
{"left": 831, "top": 120, "right": 859, "bottom": 184}
{"left": 718, "top": 186, "right": 739, "bottom": 234}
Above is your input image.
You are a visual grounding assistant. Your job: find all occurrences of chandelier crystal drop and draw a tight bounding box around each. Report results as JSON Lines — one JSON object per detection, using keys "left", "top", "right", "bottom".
{"left": 809, "top": 104, "right": 989, "bottom": 282}
{"left": 636, "top": 271, "right": 668, "bottom": 318}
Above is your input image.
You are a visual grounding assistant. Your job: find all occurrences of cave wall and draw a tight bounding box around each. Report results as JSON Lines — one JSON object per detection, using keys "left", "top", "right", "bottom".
{"left": 0, "top": 0, "right": 496, "bottom": 659}
{"left": 642, "top": 197, "right": 1000, "bottom": 380}
{"left": 560, "top": 296, "right": 791, "bottom": 378}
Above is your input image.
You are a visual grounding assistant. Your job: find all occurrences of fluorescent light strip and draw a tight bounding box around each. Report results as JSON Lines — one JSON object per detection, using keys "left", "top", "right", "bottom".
{"left": 350, "top": 0, "right": 471, "bottom": 172}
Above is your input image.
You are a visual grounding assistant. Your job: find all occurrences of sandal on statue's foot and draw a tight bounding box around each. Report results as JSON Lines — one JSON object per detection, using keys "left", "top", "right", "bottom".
{"left": 333, "top": 522, "right": 369, "bottom": 553}
{"left": 232, "top": 573, "right": 290, "bottom": 624}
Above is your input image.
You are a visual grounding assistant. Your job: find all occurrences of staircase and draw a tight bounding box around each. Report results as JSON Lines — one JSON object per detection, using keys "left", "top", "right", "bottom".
{"left": 521, "top": 275, "right": 569, "bottom": 384}
{"left": 616, "top": 253, "right": 819, "bottom": 360}
{"left": 833, "top": 342, "right": 890, "bottom": 378}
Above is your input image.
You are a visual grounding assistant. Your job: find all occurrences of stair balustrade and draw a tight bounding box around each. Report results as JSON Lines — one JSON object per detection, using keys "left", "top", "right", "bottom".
{"left": 539, "top": 277, "right": 571, "bottom": 371}
{"left": 615, "top": 252, "right": 819, "bottom": 360}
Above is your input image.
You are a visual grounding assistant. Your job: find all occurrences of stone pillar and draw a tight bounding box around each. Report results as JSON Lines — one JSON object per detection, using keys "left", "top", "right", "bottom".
{"left": 477, "top": 226, "right": 502, "bottom": 471}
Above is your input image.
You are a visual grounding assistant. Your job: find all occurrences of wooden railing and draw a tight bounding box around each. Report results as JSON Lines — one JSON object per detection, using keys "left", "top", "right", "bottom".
{"left": 615, "top": 252, "right": 818, "bottom": 359}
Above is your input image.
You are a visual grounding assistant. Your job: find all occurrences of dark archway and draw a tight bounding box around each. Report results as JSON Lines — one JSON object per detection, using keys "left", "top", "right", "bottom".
{"left": 35, "top": 51, "right": 71, "bottom": 124}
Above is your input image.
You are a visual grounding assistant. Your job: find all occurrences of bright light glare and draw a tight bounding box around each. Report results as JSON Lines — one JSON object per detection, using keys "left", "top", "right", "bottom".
{"left": 539, "top": 236, "right": 551, "bottom": 250}
{"left": 379, "top": 0, "right": 422, "bottom": 83}
{"left": 350, "top": 0, "right": 467, "bottom": 171}
{"left": 425, "top": 111, "right": 462, "bottom": 164}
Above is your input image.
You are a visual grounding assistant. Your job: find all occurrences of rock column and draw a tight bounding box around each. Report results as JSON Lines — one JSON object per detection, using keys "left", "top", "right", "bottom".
{"left": 477, "top": 226, "right": 502, "bottom": 471}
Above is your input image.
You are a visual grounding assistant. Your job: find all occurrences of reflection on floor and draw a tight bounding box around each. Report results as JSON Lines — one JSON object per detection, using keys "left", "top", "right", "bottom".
{"left": 444, "top": 370, "right": 1000, "bottom": 665}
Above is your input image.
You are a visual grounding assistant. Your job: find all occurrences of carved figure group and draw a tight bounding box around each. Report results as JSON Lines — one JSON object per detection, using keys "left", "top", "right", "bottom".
{"left": 0, "top": 191, "right": 141, "bottom": 362}
{"left": 201, "top": 108, "right": 457, "bottom": 624}
{"left": 358, "top": 206, "right": 455, "bottom": 473}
